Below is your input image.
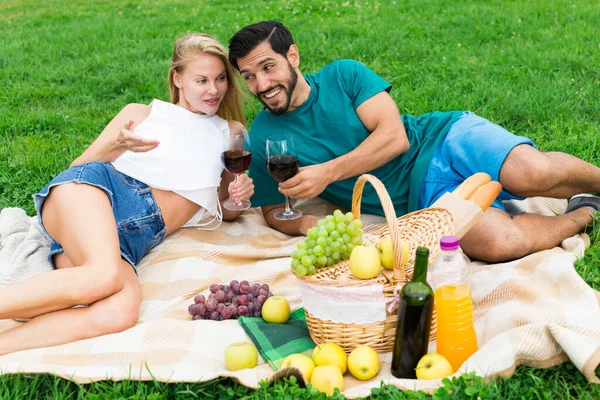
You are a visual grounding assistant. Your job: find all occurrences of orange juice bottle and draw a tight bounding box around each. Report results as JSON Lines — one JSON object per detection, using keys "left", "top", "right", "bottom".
{"left": 429, "top": 236, "right": 478, "bottom": 371}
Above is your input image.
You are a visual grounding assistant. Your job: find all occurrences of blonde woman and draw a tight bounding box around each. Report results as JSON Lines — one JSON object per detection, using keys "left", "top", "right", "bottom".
{"left": 0, "top": 33, "right": 254, "bottom": 354}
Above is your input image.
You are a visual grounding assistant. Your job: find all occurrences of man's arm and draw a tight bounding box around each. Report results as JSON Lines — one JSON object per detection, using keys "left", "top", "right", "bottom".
{"left": 261, "top": 204, "right": 320, "bottom": 236}
{"left": 279, "top": 91, "right": 409, "bottom": 199}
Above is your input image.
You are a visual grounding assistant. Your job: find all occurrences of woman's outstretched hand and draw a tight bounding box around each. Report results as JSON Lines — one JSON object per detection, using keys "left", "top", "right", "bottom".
{"left": 228, "top": 173, "right": 254, "bottom": 203}
{"left": 117, "top": 119, "right": 159, "bottom": 153}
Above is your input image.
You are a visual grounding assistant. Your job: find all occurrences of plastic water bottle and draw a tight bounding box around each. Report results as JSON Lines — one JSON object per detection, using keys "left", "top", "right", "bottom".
{"left": 429, "top": 236, "right": 478, "bottom": 372}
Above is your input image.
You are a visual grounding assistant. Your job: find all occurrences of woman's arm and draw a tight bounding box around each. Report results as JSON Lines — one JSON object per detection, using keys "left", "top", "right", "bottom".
{"left": 70, "top": 103, "right": 156, "bottom": 167}
{"left": 227, "top": 119, "right": 246, "bottom": 136}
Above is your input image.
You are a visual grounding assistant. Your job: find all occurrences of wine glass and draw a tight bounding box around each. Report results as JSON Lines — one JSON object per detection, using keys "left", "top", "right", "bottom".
{"left": 266, "top": 134, "right": 303, "bottom": 220}
{"left": 220, "top": 132, "right": 252, "bottom": 211}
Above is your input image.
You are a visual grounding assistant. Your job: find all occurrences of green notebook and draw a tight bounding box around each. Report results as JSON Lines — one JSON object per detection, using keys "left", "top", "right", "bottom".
{"left": 238, "top": 308, "right": 316, "bottom": 370}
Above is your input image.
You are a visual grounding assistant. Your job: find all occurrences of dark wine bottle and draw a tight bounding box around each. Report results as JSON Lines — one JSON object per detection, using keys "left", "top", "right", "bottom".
{"left": 391, "top": 246, "right": 434, "bottom": 379}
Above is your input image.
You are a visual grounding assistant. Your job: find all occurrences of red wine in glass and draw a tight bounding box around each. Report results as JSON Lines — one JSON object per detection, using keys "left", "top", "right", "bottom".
{"left": 267, "top": 155, "right": 299, "bottom": 182}
{"left": 221, "top": 132, "right": 251, "bottom": 211}
{"left": 221, "top": 150, "right": 252, "bottom": 175}
{"left": 265, "top": 135, "right": 303, "bottom": 220}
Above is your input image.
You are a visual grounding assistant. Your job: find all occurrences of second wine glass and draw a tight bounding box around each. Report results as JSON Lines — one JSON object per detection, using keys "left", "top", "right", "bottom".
{"left": 221, "top": 132, "right": 252, "bottom": 211}
{"left": 266, "top": 134, "right": 303, "bottom": 220}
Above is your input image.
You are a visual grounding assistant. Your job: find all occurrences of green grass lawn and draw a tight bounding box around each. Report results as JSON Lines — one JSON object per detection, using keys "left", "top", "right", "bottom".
{"left": 1, "top": 0, "right": 599, "bottom": 398}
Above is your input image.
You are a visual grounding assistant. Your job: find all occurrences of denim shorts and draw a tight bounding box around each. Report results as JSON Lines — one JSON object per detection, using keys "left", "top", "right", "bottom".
{"left": 417, "top": 112, "right": 535, "bottom": 211}
{"left": 33, "top": 162, "right": 166, "bottom": 273}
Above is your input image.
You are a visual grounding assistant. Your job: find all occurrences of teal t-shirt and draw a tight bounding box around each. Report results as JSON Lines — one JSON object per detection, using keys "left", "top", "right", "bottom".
{"left": 248, "top": 60, "right": 462, "bottom": 217}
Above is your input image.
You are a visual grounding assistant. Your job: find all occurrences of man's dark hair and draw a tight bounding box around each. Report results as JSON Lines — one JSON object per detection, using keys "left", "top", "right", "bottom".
{"left": 228, "top": 20, "right": 294, "bottom": 70}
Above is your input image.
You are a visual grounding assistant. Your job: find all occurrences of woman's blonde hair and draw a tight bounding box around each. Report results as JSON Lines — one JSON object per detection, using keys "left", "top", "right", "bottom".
{"left": 168, "top": 33, "right": 246, "bottom": 124}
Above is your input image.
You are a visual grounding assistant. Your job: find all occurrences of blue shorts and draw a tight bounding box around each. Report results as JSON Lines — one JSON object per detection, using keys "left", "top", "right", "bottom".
{"left": 417, "top": 112, "right": 535, "bottom": 211}
{"left": 33, "top": 162, "right": 166, "bottom": 273}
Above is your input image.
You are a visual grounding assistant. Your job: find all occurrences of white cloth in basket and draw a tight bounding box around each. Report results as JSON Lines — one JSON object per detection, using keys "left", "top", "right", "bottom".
{"left": 297, "top": 279, "right": 388, "bottom": 324}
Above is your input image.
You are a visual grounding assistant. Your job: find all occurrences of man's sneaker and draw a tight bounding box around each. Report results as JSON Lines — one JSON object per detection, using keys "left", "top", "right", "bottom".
{"left": 565, "top": 194, "right": 600, "bottom": 214}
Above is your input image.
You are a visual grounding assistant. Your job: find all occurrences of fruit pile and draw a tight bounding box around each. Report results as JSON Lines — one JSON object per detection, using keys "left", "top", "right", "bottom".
{"left": 188, "top": 280, "right": 273, "bottom": 321}
{"left": 223, "top": 342, "right": 453, "bottom": 390}
{"left": 291, "top": 209, "right": 364, "bottom": 276}
{"left": 280, "top": 343, "right": 381, "bottom": 395}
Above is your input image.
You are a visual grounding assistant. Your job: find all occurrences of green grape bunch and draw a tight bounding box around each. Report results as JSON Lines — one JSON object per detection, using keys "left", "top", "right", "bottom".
{"left": 290, "top": 209, "right": 364, "bottom": 276}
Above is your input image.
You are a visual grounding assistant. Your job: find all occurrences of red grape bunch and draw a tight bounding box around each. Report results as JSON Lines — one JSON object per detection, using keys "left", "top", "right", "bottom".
{"left": 188, "top": 280, "right": 274, "bottom": 321}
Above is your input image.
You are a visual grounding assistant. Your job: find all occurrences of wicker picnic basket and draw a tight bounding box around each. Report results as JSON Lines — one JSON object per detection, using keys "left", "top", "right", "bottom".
{"left": 296, "top": 174, "right": 455, "bottom": 354}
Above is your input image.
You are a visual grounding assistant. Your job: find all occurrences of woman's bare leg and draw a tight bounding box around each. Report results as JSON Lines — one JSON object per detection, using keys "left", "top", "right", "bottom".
{"left": 0, "top": 258, "right": 140, "bottom": 355}
{"left": 0, "top": 183, "right": 126, "bottom": 319}
{"left": 53, "top": 252, "right": 75, "bottom": 269}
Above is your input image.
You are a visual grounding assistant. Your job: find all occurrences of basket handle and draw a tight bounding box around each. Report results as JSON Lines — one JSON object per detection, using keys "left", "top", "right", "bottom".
{"left": 351, "top": 174, "right": 406, "bottom": 282}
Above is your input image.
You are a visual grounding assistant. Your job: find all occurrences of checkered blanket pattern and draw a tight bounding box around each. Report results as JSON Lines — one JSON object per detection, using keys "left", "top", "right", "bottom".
{"left": 0, "top": 199, "right": 598, "bottom": 397}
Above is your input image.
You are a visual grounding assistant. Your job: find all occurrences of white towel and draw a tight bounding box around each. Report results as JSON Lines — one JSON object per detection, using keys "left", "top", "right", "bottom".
{"left": 0, "top": 208, "right": 54, "bottom": 288}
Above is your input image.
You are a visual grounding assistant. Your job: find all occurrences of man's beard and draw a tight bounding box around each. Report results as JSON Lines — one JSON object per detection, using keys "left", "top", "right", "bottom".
{"left": 257, "top": 63, "right": 298, "bottom": 116}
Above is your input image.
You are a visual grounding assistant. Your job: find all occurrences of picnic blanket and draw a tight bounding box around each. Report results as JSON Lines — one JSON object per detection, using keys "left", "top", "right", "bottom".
{"left": 0, "top": 199, "right": 598, "bottom": 398}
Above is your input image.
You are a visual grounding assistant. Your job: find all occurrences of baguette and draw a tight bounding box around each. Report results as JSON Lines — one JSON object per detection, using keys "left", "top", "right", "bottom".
{"left": 452, "top": 172, "right": 492, "bottom": 199}
{"left": 467, "top": 181, "right": 503, "bottom": 211}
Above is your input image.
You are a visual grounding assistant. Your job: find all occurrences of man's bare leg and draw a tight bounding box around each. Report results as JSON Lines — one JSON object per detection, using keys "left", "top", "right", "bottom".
{"left": 458, "top": 144, "right": 599, "bottom": 262}
{"left": 461, "top": 207, "right": 593, "bottom": 262}
{"left": 500, "top": 146, "right": 600, "bottom": 198}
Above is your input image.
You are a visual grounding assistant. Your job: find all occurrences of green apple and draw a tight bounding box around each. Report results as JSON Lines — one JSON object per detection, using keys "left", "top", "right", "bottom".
{"left": 349, "top": 245, "right": 381, "bottom": 279}
{"left": 378, "top": 236, "right": 394, "bottom": 270}
{"left": 312, "top": 342, "right": 348, "bottom": 374}
{"left": 415, "top": 353, "right": 453, "bottom": 380}
{"left": 377, "top": 236, "right": 410, "bottom": 270}
{"left": 261, "top": 296, "right": 291, "bottom": 323}
{"left": 224, "top": 342, "right": 259, "bottom": 371}
{"left": 348, "top": 345, "right": 380, "bottom": 380}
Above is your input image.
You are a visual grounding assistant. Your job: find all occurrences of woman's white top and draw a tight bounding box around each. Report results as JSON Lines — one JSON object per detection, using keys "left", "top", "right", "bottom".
{"left": 111, "top": 99, "right": 228, "bottom": 229}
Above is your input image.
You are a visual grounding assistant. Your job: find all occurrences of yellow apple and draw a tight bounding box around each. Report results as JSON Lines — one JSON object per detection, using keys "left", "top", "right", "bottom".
{"left": 310, "top": 365, "right": 344, "bottom": 395}
{"left": 378, "top": 236, "right": 410, "bottom": 270}
{"left": 312, "top": 342, "right": 348, "bottom": 374}
{"left": 261, "top": 296, "right": 291, "bottom": 324}
{"left": 349, "top": 245, "right": 381, "bottom": 279}
{"left": 415, "top": 353, "right": 454, "bottom": 380}
{"left": 347, "top": 346, "right": 380, "bottom": 380}
{"left": 224, "top": 342, "right": 259, "bottom": 371}
{"left": 281, "top": 353, "right": 315, "bottom": 382}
